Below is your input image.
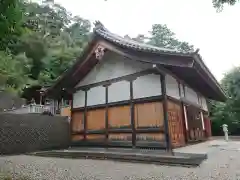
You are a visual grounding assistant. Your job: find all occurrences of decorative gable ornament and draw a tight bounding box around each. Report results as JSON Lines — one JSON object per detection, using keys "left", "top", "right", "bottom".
{"left": 95, "top": 45, "right": 105, "bottom": 60}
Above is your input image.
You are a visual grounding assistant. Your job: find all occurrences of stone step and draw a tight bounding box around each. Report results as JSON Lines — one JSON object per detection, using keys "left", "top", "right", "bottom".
{"left": 30, "top": 148, "right": 207, "bottom": 167}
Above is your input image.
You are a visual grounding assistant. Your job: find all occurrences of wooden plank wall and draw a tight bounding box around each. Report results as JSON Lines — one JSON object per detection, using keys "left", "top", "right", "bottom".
{"left": 134, "top": 102, "right": 164, "bottom": 128}
{"left": 71, "top": 101, "right": 165, "bottom": 148}
{"left": 87, "top": 108, "right": 105, "bottom": 130}
{"left": 108, "top": 105, "right": 131, "bottom": 128}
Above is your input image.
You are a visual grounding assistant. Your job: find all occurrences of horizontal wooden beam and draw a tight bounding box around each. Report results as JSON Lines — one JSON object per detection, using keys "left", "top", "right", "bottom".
{"left": 166, "top": 96, "right": 208, "bottom": 114}
{"left": 72, "top": 95, "right": 163, "bottom": 112}
{"left": 72, "top": 126, "right": 165, "bottom": 135}
{"left": 73, "top": 69, "right": 154, "bottom": 92}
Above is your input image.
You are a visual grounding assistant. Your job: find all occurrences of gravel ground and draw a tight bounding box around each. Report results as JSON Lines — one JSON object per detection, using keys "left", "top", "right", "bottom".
{"left": 1, "top": 140, "right": 240, "bottom": 180}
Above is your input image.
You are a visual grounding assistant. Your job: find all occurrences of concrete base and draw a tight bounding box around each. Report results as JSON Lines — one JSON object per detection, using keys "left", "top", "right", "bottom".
{"left": 30, "top": 147, "right": 207, "bottom": 167}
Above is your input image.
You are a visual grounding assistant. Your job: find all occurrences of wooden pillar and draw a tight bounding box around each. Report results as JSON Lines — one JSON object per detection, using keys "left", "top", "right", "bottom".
{"left": 83, "top": 89, "right": 88, "bottom": 140}
{"left": 130, "top": 80, "right": 136, "bottom": 147}
{"left": 200, "top": 111, "right": 205, "bottom": 130}
{"left": 160, "top": 74, "right": 171, "bottom": 151}
{"left": 104, "top": 85, "right": 109, "bottom": 145}
{"left": 70, "top": 94, "right": 73, "bottom": 137}
{"left": 183, "top": 105, "right": 189, "bottom": 130}
{"left": 183, "top": 84, "right": 186, "bottom": 98}
{"left": 39, "top": 92, "right": 43, "bottom": 105}
{"left": 177, "top": 81, "right": 181, "bottom": 98}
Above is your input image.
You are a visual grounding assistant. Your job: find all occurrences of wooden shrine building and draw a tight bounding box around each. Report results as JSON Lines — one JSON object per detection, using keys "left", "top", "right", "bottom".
{"left": 45, "top": 22, "right": 226, "bottom": 150}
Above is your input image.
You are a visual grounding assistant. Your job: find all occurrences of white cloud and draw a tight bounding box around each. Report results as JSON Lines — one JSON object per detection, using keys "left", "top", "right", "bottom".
{"left": 55, "top": 0, "right": 240, "bottom": 80}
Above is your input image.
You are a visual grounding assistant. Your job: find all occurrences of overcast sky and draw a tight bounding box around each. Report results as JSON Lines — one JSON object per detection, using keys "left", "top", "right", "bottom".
{"left": 55, "top": 0, "right": 240, "bottom": 81}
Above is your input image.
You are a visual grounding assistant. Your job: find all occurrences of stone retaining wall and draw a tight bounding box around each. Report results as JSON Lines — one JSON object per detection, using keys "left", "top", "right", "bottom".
{"left": 0, "top": 113, "right": 70, "bottom": 155}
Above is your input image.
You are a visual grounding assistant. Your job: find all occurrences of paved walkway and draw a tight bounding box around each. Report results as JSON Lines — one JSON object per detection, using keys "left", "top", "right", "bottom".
{"left": 1, "top": 139, "right": 240, "bottom": 180}
{"left": 173, "top": 139, "right": 230, "bottom": 155}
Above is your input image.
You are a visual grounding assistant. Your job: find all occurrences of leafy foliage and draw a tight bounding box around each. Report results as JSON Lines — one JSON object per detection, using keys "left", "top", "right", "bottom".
{"left": 0, "top": 0, "right": 24, "bottom": 51}
{"left": 0, "top": 0, "right": 194, "bottom": 97}
{"left": 213, "top": 0, "right": 238, "bottom": 11}
{"left": 128, "top": 24, "right": 194, "bottom": 53}
{"left": 0, "top": 0, "right": 91, "bottom": 95}
{"left": 148, "top": 24, "right": 194, "bottom": 52}
{"left": 210, "top": 67, "right": 240, "bottom": 135}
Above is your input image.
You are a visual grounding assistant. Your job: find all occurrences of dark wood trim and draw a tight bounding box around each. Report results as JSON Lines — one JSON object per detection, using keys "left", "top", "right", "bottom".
{"left": 135, "top": 141, "right": 166, "bottom": 149}
{"left": 74, "top": 69, "right": 154, "bottom": 92}
{"left": 72, "top": 95, "right": 208, "bottom": 115}
{"left": 72, "top": 129, "right": 106, "bottom": 135}
{"left": 167, "top": 95, "right": 208, "bottom": 114}
{"left": 177, "top": 81, "right": 181, "bottom": 97}
{"left": 83, "top": 90, "right": 88, "bottom": 140}
{"left": 181, "top": 101, "right": 188, "bottom": 144}
{"left": 183, "top": 84, "right": 186, "bottom": 97}
{"left": 72, "top": 126, "right": 164, "bottom": 135}
{"left": 71, "top": 107, "right": 85, "bottom": 112}
{"left": 108, "top": 101, "right": 131, "bottom": 108}
{"left": 160, "top": 74, "right": 171, "bottom": 151}
{"left": 87, "top": 129, "right": 105, "bottom": 134}
{"left": 136, "top": 126, "right": 165, "bottom": 133}
{"left": 105, "top": 85, "right": 109, "bottom": 143}
{"left": 133, "top": 95, "right": 163, "bottom": 104}
{"left": 181, "top": 97, "right": 201, "bottom": 109}
{"left": 109, "top": 128, "right": 132, "bottom": 133}
{"left": 130, "top": 80, "right": 136, "bottom": 147}
{"left": 107, "top": 140, "right": 132, "bottom": 147}
{"left": 71, "top": 130, "right": 84, "bottom": 135}
{"left": 70, "top": 94, "right": 73, "bottom": 136}
{"left": 167, "top": 96, "right": 181, "bottom": 105}
{"left": 72, "top": 95, "right": 163, "bottom": 112}
{"left": 109, "top": 125, "right": 131, "bottom": 129}
{"left": 197, "top": 93, "right": 201, "bottom": 105}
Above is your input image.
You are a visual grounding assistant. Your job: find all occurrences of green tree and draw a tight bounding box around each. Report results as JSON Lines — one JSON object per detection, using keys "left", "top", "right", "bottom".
{"left": 148, "top": 24, "right": 194, "bottom": 52}
{"left": 213, "top": 0, "right": 238, "bottom": 10}
{"left": 0, "top": 0, "right": 24, "bottom": 51}
{"left": 15, "top": 0, "right": 91, "bottom": 82}
{"left": 210, "top": 67, "right": 240, "bottom": 135}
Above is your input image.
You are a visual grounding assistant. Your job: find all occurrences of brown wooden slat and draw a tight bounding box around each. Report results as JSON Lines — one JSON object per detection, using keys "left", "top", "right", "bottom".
{"left": 71, "top": 111, "right": 84, "bottom": 132}
{"left": 108, "top": 105, "right": 131, "bottom": 128}
{"left": 72, "top": 135, "right": 84, "bottom": 141}
{"left": 167, "top": 100, "right": 185, "bottom": 148}
{"left": 136, "top": 133, "right": 165, "bottom": 141}
{"left": 134, "top": 102, "right": 164, "bottom": 128}
{"left": 86, "top": 134, "right": 105, "bottom": 140}
{"left": 109, "top": 133, "right": 132, "bottom": 141}
{"left": 87, "top": 108, "right": 105, "bottom": 130}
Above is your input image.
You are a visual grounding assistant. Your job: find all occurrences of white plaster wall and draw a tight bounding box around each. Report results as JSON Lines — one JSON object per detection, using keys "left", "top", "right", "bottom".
{"left": 166, "top": 74, "right": 180, "bottom": 99}
{"left": 87, "top": 86, "right": 105, "bottom": 106}
{"left": 133, "top": 74, "right": 162, "bottom": 99}
{"left": 108, "top": 81, "right": 130, "bottom": 103}
{"left": 185, "top": 86, "right": 199, "bottom": 105}
{"left": 179, "top": 83, "right": 185, "bottom": 98}
{"left": 201, "top": 96, "right": 208, "bottom": 111}
{"left": 76, "top": 52, "right": 152, "bottom": 87}
{"left": 73, "top": 90, "right": 85, "bottom": 108}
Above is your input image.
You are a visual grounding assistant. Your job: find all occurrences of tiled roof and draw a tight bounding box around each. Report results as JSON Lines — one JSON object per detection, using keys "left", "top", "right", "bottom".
{"left": 94, "top": 23, "right": 194, "bottom": 57}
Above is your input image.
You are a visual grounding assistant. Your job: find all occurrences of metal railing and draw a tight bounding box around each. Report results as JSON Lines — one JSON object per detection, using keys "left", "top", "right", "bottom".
{"left": 4, "top": 104, "right": 56, "bottom": 115}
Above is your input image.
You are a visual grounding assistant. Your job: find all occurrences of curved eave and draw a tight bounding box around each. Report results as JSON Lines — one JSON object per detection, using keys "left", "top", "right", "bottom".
{"left": 45, "top": 30, "right": 226, "bottom": 102}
